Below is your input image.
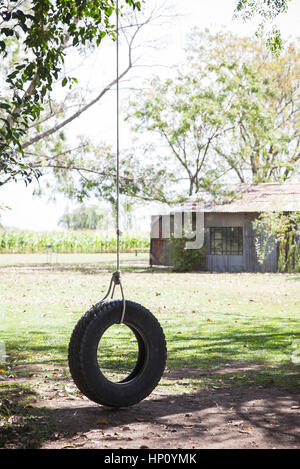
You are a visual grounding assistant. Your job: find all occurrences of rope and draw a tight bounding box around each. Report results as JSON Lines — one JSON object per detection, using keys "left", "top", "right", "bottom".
{"left": 100, "top": 0, "right": 126, "bottom": 324}
{"left": 99, "top": 1, "right": 126, "bottom": 324}
{"left": 99, "top": 269, "right": 125, "bottom": 323}
{"left": 116, "top": 0, "right": 120, "bottom": 273}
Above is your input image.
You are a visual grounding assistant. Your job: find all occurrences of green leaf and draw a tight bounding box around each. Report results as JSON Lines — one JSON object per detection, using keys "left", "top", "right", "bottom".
{"left": 0, "top": 102, "right": 10, "bottom": 110}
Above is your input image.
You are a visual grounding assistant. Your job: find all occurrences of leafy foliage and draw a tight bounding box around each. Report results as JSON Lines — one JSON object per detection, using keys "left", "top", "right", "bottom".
{"left": 58, "top": 205, "right": 109, "bottom": 230}
{"left": 169, "top": 234, "right": 206, "bottom": 272}
{"left": 128, "top": 29, "right": 300, "bottom": 203}
{"left": 0, "top": 0, "right": 141, "bottom": 185}
{"left": 253, "top": 211, "right": 300, "bottom": 272}
{"left": 128, "top": 70, "right": 233, "bottom": 199}
{"left": 235, "top": 0, "right": 290, "bottom": 19}
{"left": 234, "top": 0, "right": 291, "bottom": 55}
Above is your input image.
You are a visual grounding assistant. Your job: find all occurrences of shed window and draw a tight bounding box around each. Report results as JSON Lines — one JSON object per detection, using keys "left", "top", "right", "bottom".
{"left": 210, "top": 227, "right": 243, "bottom": 255}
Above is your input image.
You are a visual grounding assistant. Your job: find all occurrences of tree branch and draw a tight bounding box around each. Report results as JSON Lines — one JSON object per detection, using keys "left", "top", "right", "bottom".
{"left": 20, "top": 12, "right": 153, "bottom": 150}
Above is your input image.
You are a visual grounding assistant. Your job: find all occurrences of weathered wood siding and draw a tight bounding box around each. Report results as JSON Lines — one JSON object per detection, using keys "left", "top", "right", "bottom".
{"left": 149, "top": 215, "right": 172, "bottom": 266}
{"left": 150, "top": 212, "right": 278, "bottom": 272}
{"left": 205, "top": 212, "right": 277, "bottom": 273}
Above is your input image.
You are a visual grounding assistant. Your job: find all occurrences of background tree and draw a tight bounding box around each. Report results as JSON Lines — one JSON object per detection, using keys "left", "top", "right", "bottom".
{"left": 195, "top": 30, "right": 300, "bottom": 183}
{"left": 58, "top": 205, "right": 109, "bottom": 230}
{"left": 0, "top": 0, "right": 141, "bottom": 186}
{"left": 253, "top": 211, "right": 300, "bottom": 272}
{"left": 126, "top": 29, "right": 300, "bottom": 203}
{"left": 127, "top": 71, "right": 235, "bottom": 201}
{"left": 1, "top": 2, "right": 297, "bottom": 212}
{"left": 30, "top": 27, "right": 298, "bottom": 206}
{"left": 0, "top": 1, "right": 167, "bottom": 210}
{"left": 234, "top": 0, "right": 292, "bottom": 54}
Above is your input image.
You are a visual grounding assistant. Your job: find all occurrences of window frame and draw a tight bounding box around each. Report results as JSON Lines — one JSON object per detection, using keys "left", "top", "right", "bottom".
{"left": 210, "top": 226, "right": 243, "bottom": 256}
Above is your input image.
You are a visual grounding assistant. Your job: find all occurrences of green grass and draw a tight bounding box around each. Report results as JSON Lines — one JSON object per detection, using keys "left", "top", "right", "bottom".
{"left": 0, "top": 253, "right": 300, "bottom": 393}
{"left": 1, "top": 253, "right": 300, "bottom": 448}
{"left": 0, "top": 252, "right": 149, "bottom": 266}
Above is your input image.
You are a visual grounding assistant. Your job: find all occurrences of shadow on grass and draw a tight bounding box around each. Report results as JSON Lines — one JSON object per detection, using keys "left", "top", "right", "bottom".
{"left": 4, "top": 324, "right": 300, "bottom": 377}
{"left": 164, "top": 328, "right": 300, "bottom": 374}
{"left": 4, "top": 338, "right": 145, "bottom": 380}
{"left": 1, "top": 261, "right": 300, "bottom": 278}
{"left": 0, "top": 382, "right": 49, "bottom": 449}
{"left": 2, "top": 320, "right": 300, "bottom": 448}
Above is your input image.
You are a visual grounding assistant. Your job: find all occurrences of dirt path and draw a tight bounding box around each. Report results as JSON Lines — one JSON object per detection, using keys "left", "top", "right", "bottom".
{"left": 3, "top": 377, "right": 297, "bottom": 449}
{"left": 1, "top": 364, "right": 300, "bottom": 449}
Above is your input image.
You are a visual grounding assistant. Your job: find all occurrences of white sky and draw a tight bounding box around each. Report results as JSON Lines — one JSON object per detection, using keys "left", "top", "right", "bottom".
{"left": 1, "top": 0, "right": 300, "bottom": 231}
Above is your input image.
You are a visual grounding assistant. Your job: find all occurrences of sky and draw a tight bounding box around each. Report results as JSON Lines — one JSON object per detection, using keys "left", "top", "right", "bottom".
{"left": 1, "top": 0, "right": 300, "bottom": 232}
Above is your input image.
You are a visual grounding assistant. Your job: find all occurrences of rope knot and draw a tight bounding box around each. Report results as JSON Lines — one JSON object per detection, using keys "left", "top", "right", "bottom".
{"left": 112, "top": 270, "right": 121, "bottom": 285}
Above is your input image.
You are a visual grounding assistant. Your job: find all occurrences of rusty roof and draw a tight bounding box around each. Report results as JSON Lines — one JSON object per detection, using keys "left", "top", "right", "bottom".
{"left": 175, "top": 183, "right": 300, "bottom": 213}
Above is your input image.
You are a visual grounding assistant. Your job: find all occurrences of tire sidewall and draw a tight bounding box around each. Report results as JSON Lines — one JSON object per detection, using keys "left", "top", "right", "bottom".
{"left": 79, "top": 300, "right": 166, "bottom": 407}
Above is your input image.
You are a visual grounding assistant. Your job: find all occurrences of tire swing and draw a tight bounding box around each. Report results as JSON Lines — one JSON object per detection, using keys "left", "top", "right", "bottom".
{"left": 67, "top": 2, "right": 167, "bottom": 408}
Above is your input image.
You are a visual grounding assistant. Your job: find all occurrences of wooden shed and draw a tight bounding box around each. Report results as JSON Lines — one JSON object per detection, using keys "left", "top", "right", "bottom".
{"left": 150, "top": 183, "right": 300, "bottom": 273}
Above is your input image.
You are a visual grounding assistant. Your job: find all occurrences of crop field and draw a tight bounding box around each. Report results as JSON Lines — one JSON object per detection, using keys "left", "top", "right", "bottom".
{"left": 0, "top": 230, "right": 150, "bottom": 254}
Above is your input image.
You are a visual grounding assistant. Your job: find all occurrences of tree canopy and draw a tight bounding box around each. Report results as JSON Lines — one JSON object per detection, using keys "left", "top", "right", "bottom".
{"left": 15, "top": 27, "right": 298, "bottom": 206}
{"left": 126, "top": 30, "right": 300, "bottom": 203}
{"left": 5, "top": 27, "right": 296, "bottom": 206}
{"left": 0, "top": 0, "right": 297, "bottom": 208}
{"left": 58, "top": 205, "right": 108, "bottom": 230}
{"left": 234, "top": 0, "right": 292, "bottom": 54}
{"left": 0, "top": 0, "right": 141, "bottom": 185}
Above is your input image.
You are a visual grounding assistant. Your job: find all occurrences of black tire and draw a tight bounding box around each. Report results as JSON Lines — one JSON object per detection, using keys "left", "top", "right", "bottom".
{"left": 68, "top": 299, "right": 167, "bottom": 407}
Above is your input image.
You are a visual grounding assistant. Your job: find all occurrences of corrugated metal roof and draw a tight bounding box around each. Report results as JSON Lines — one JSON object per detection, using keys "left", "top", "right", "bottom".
{"left": 174, "top": 183, "right": 300, "bottom": 213}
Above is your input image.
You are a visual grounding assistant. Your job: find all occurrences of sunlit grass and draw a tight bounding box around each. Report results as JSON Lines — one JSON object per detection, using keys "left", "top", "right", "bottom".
{"left": 0, "top": 254, "right": 299, "bottom": 391}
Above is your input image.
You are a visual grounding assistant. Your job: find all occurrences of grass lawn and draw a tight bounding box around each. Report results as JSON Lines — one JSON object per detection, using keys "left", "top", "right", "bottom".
{"left": 0, "top": 253, "right": 299, "bottom": 448}
{"left": 0, "top": 252, "right": 149, "bottom": 267}
{"left": 1, "top": 252, "right": 299, "bottom": 389}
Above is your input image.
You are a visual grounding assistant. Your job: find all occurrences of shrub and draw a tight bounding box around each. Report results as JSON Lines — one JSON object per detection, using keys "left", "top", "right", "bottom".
{"left": 253, "top": 212, "right": 300, "bottom": 273}
{"left": 169, "top": 234, "right": 206, "bottom": 272}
